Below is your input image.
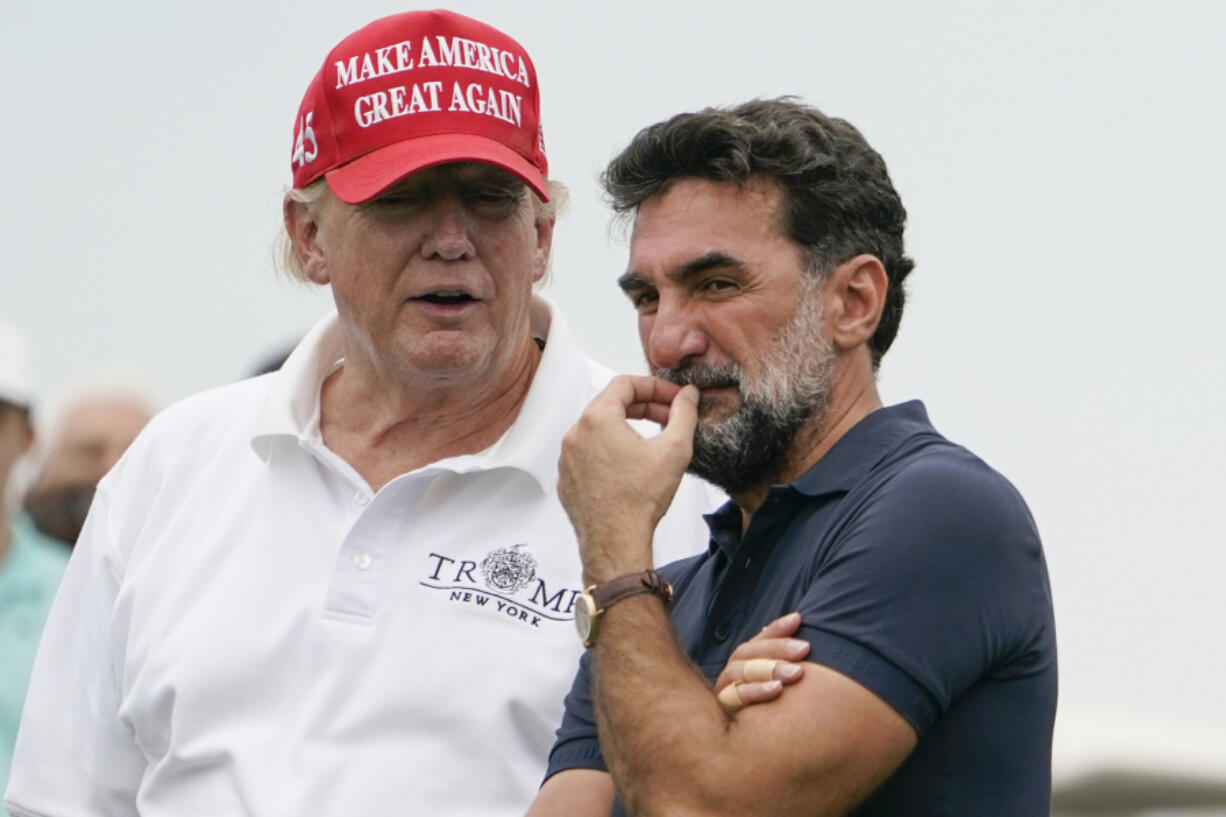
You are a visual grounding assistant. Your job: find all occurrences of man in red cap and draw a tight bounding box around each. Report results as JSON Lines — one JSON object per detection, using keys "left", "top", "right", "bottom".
{"left": 6, "top": 11, "right": 715, "bottom": 816}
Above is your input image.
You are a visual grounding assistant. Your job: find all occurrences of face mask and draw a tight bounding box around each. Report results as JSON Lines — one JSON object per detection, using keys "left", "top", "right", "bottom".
{"left": 23, "top": 483, "right": 96, "bottom": 547}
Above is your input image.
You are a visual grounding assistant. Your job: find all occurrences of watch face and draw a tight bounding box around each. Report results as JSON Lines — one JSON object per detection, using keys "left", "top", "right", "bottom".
{"left": 575, "top": 593, "right": 597, "bottom": 646}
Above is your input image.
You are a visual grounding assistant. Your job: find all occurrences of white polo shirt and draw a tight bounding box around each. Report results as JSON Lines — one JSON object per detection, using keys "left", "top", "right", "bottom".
{"left": 6, "top": 296, "right": 719, "bottom": 817}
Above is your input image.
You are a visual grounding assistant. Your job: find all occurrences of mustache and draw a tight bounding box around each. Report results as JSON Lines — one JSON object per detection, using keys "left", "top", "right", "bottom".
{"left": 655, "top": 361, "right": 742, "bottom": 391}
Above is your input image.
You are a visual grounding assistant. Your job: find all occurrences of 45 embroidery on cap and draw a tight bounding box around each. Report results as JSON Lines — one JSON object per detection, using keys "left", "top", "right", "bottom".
{"left": 292, "top": 112, "right": 318, "bottom": 168}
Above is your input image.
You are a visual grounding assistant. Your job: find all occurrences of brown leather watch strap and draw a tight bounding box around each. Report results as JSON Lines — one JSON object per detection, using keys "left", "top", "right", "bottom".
{"left": 590, "top": 569, "right": 674, "bottom": 612}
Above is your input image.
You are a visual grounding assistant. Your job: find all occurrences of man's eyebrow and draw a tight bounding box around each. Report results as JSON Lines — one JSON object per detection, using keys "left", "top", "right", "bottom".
{"left": 619, "top": 251, "right": 745, "bottom": 293}
{"left": 617, "top": 272, "right": 652, "bottom": 293}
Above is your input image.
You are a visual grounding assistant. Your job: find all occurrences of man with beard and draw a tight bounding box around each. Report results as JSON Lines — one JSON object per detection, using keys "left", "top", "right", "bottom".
{"left": 527, "top": 99, "right": 1056, "bottom": 816}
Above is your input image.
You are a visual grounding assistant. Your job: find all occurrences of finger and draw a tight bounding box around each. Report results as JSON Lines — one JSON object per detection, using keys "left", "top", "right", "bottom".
{"left": 732, "top": 680, "right": 786, "bottom": 709}
{"left": 624, "top": 401, "right": 673, "bottom": 426}
{"left": 738, "top": 659, "right": 803, "bottom": 685}
{"left": 715, "top": 656, "right": 804, "bottom": 697}
{"left": 658, "top": 385, "right": 699, "bottom": 448}
{"left": 743, "top": 658, "right": 780, "bottom": 683}
{"left": 718, "top": 680, "right": 783, "bottom": 714}
{"left": 716, "top": 682, "right": 744, "bottom": 713}
{"left": 598, "top": 375, "right": 683, "bottom": 415}
{"left": 756, "top": 612, "right": 803, "bottom": 640}
{"left": 726, "top": 637, "right": 810, "bottom": 664}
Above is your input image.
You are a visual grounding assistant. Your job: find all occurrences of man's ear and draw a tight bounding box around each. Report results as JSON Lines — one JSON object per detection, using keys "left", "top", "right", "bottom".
{"left": 825, "top": 254, "right": 888, "bottom": 352}
{"left": 283, "top": 196, "right": 329, "bottom": 285}
{"left": 531, "top": 212, "right": 555, "bottom": 285}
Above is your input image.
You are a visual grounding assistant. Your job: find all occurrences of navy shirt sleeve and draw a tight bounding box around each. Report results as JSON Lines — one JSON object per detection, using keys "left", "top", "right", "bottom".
{"left": 543, "top": 554, "right": 708, "bottom": 783}
{"left": 544, "top": 648, "right": 605, "bottom": 780}
{"left": 796, "top": 446, "right": 1052, "bottom": 735}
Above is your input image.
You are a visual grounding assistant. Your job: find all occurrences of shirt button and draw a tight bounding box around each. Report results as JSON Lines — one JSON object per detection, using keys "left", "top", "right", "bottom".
{"left": 352, "top": 552, "right": 373, "bottom": 571}
{"left": 354, "top": 491, "right": 369, "bottom": 506}
{"left": 713, "top": 624, "right": 731, "bottom": 642}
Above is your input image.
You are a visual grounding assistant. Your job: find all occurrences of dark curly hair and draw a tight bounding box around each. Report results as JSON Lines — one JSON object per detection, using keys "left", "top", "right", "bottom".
{"left": 602, "top": 97, "right": 914, "bottom": 368}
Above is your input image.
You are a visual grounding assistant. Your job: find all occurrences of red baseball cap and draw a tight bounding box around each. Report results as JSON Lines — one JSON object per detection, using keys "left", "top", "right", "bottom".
{"left": 290, "top": 10, "right": 548, "bottom": 204}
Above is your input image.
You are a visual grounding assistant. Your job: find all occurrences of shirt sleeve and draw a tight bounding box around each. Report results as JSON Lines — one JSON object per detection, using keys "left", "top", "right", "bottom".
{"left": 542, "top": 648, "right": 605, "bottom": 782}
{"left": 796, "top": 451, "right": 1051, "bottom": 735}
{"left": 5, "top": 482, "right": 147, "bottom": 817}
{"left": 542, "top": 550, "right": 712, "bottom": 784}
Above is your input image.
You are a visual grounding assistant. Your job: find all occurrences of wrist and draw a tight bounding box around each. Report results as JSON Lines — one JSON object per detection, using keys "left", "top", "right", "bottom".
{"left": 578, "top": 530, "right": 655, "bottom": 587}
{"left": 574, "top": 569, "right": 674, "bottom": 648}
{"left": 581, "top": 553, "right": 653, "bottom": 588}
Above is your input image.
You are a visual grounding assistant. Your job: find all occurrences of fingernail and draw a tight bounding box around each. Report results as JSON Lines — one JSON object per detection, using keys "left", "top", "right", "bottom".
{"left": 786, "top": 639, "right": 809, "bottom": 659}
{"left": 762, "top": 680, "right": 782, "bottom": 692}
{"left": 776, "top": 663, "right": 802, "bottom": 681}
{"left": 681, "top": 385, "right": 699, "bottom": 404}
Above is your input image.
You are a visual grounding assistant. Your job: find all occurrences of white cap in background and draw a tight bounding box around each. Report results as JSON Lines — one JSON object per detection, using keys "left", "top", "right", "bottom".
{"left": 0, "top": 321, "right": 34, "bottom": 408}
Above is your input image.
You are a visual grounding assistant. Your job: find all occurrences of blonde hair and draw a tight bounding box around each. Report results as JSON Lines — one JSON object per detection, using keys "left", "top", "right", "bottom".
{"left": 274, "top": 177, "right": 569, "bottom": 284}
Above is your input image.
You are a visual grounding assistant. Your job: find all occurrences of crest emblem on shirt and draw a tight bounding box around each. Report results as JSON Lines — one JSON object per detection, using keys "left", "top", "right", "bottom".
{"left": 480, "top": 544, "right": 537, "bottom": 593}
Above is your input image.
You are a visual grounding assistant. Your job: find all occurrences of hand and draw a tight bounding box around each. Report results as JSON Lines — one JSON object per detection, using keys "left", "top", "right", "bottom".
{"left": 714, "top": 613, "right": 810, "bottom": 715}
{"left": 558, "top": 376, "right": 699, "bottom": 584}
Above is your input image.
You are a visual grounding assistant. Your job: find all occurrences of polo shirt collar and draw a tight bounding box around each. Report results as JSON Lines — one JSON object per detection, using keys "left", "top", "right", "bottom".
{"left": 251, "top": 310, "right": 343, "bottom": 457}
{"left": 443, "top": 296, "right": 592, "bottom": 493}
{"left": 702, "top": 400, "right": 934, "bottom": 557}
{"left": 250, "top": 294, "right": 589, "bottom": 494}
{"left": 791, "top": 400, "right": 933, "bottom": 497}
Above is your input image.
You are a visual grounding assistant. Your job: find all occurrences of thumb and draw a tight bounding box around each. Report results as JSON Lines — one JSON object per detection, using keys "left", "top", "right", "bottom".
{"left": 659, "top": 385, "right": 699, "bottom": 453}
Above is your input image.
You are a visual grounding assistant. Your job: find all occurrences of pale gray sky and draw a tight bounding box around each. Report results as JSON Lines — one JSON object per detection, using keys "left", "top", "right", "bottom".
{"left": 3, "top": 0, "right": 1224, "bottom": 779}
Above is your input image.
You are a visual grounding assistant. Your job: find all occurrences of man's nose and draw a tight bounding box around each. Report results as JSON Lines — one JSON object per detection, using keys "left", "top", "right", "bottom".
{"left": 646, "top": 300, "right": 709, "bottom": 371}
{"left": 420, "top": 195, "right": 476, "bottom": 261}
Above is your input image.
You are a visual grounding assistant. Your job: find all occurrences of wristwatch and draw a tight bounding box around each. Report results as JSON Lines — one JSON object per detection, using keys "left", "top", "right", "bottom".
{"left": 574, "top": 569, "right": 674, "bottom": 648}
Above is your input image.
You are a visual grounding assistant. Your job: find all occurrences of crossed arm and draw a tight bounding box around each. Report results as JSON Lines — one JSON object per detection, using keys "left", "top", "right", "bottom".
{"left": 529, "top": 606, "right": 915, "bottom": 817}
{"left": 527, "top": 377, "right": 917, "bottom": 817}
{"left": 529, "top": 612, "right": 812, "bottom": 817}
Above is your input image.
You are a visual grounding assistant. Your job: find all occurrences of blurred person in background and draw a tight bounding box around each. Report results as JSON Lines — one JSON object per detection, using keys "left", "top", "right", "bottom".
{"left": 0, "top": 323, "right": 68, "bottom": 811}
{"left": 22, "top": 380, "right": 156, "bottom": 547}
{"left": 5, "top": 10, "right": 715, "bottom": 817}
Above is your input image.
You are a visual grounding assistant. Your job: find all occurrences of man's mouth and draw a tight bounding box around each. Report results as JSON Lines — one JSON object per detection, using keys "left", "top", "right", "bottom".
{"left": 655, "top": 364, "right": 743, "bottom": 420}
{"left": 663, "top": 371, "right": 739, "bottom": 391}
{"left": 693, "top": 379, "right": 738, "bottom": 391}
{"left": 416, "top": 289, "right": 477, "bottom": 305}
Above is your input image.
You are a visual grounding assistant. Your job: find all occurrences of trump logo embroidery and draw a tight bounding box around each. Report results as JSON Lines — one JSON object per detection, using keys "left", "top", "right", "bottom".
{"left": 480, "top": 544, "right": 537, "bottom": 593}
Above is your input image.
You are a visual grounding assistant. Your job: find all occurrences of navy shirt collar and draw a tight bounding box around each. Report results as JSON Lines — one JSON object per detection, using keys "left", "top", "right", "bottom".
{"left": 702, "top": 401, "right": 934, "bottom": 557}
{"left": 792, "top": 400, "right": 932, "bottom": 497}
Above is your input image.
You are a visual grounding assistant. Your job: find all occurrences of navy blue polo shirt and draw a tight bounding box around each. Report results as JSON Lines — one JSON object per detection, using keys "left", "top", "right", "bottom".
{"left": 546, "top": 401, "right": 1057, "bottom": 816}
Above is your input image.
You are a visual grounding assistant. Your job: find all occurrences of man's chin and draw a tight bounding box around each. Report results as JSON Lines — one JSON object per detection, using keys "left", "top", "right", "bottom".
{"left": 696, "top": 391, "right": 739, "bottom": 420}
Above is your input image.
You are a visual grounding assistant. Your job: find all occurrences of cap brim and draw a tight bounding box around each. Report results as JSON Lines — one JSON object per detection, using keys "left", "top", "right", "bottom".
{"left": 325, "top": 134, "right": 549, "bottom": 204}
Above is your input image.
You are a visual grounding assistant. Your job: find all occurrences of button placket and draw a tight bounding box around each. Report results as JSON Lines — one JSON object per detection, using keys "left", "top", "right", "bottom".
{"left": 323, "top": 488, "right": 398, "bottom": 619}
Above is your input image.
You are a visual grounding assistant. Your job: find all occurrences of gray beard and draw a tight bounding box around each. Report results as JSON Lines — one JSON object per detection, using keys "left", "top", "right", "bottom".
{"left": 656, "top": 289, "right": 835, "bottom": 496}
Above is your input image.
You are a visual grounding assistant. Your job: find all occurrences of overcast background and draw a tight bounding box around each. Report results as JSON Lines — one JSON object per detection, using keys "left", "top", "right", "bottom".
{"left": 3, "top": 0, "right": 1224, "bottom": 796}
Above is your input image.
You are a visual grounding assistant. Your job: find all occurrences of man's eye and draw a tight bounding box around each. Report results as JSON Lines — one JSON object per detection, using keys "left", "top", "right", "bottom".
{"left": 467, "top": 188, "right": 519, "bottom": 208}
{"left": 702, "top": 278, "right": 736, "bottom": 292}
{"left": 629, "top": 290, "right": 659, "bottom": 309}
{"left": 372, "top": 193, "right": 424, "bottom": 208}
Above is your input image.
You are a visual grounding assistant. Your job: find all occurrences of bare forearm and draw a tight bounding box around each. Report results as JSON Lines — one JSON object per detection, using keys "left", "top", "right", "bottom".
{"left": 590, "top": 598, "right": 912, "bottom": 817}
{"left": 592, "top": 595, "right": 736, "bottom": 816}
